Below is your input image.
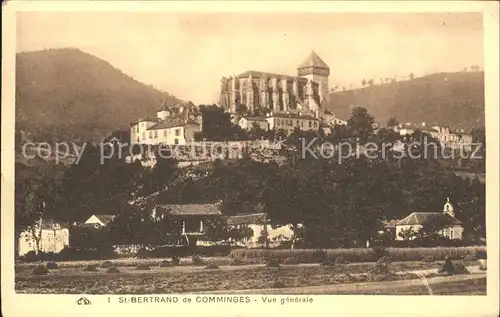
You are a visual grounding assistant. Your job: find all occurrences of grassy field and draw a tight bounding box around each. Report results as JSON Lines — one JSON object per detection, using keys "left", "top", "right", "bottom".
{"left": 16, "top": 261, "right": 452, "bottom": 294}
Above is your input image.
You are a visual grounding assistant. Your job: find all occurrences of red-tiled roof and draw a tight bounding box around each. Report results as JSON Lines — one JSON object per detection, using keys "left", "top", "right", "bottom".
{"left": 237, "top": 71, "right": 308, "bottom": 82}
{"left": 396, "top": 212, "right": 462, "bottom": 226}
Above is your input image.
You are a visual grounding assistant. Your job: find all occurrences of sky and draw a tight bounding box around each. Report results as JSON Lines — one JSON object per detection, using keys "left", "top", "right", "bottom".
{"left": 17, "top": 12, "right": 483, "bottom": 104}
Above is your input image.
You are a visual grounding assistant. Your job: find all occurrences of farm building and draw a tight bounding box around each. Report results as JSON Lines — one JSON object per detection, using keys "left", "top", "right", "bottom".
{"left": 18, "top": 219, "right": 69, "bottom": 256}
{"left": 395, "top": 198, "right": 464, "bottom": 240}
{"left": 151, "top": 203, "right": 223, "bottom": 245}
{"left": 226, "top": 212, "right": 300, "bottom": 248}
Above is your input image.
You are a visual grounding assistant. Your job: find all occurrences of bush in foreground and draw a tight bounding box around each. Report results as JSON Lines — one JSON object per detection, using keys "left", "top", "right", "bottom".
{"left": 31, "top": 265, "right": 49, "bottom": 275}
{"left": 106, "top": 266, "right": 120, "bottom": 273}
{"left": 191, "top": 255, "right": 206, "bottom": 266}
{"left": 283, "top": 257, "right": 300, "bottom": 265}
{"left": 204, "top": 264, "right": 219, "bottom": 269}
{"left": 135, "top": 264, "right": 150, "bottom": 271}
{"left": 230, "top": 258, "right": 245, "bottom": 266}
{"left": 479, "top": 259, "right": 487, "bottom": 271}
{"left": 266, "top": 260, "right": 280, "bottom": 268}
{"left": 83, "top": 265, "right": 98, "bottom": 272}
{"left": 159, "top": 260, "right": 173, "bottom": 268}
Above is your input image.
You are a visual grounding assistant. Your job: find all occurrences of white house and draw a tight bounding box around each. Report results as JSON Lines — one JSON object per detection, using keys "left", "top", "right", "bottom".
{"left": 395, "top": 123, "right": 473, "bottom": 151}
{"left": 18, "top": 220, "right": 70, "bottom": 256}
{"left": 84, "top": 214, "right": 117, "bottom": 228}
{"left": 395, "top": 198, "right": 464, "bottom": 240}
{"left": 226, "top": 212, "right": 301, "bottom": 248}
{"left": 265, "top": 112, "right": 320, "bottom": 136}
{"left": 130, "top": 102, "right": 202, "bottom": 146}
{"left": 238, "top": 116, "right": 269, "bottom": 131}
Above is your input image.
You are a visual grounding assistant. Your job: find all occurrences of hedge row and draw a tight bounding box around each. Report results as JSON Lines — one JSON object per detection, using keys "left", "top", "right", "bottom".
{"left": 229, "top": 246, "right": 487, "bottom": 263}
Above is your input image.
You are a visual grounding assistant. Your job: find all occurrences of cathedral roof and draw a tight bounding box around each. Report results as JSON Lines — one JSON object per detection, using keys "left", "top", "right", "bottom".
{"left": 298, "top": 51, "right": 329, "bottom": 69}
{"left": 237, "top": 71, "right": 308, "bottom": 82}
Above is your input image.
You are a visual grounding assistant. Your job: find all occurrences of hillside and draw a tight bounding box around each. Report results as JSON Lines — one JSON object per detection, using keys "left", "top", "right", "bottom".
{"left": 328, "top": 72, "right": 484, "bottom": 130}
{"left": 16, "top": 48, "right": 183, "bottom": 143}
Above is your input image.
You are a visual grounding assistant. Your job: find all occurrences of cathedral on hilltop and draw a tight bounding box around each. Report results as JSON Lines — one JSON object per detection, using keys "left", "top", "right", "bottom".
{"left": 219, "top": 51, "right": 330, "bottom": 119}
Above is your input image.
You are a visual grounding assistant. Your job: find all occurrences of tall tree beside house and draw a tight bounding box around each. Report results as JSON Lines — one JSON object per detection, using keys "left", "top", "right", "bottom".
{"left": 362, "top": 79, "right": 367, "bottom": 87}
{"left": 248, "top": 122, "right": 266, "bottom": 141}
{"left": 199, "top": 105, "right": 232, "bottom": 141}
{"left": 347, "top": 107, "right": 375, "bottom": 143}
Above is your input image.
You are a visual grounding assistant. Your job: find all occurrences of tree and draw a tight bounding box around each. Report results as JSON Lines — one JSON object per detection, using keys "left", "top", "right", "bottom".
{"left": 409, "top": 73, "right": 415, "bottom": 80}
{"left": 200, "top": 105, "right": 232, "bottom": 141}
{"left": 347, "top": 107, "right": 375, "bottom": 143}
{"left": 368, "top": 79, "right": 374, "bottom": 86}
{"left": 387, "top": 116, "right": 399, "bottom": 128}
{"left": 235, "top": 103, "right": 248, "bottom": 116}
{"left": 362, "top": 79, "right": 367, "bottom": 87}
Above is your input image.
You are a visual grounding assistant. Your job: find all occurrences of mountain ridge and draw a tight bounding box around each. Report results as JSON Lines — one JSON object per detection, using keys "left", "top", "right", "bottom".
{"left": 16, "top": 48, "right": 183, "bottom": 142}
{"left": 328, "top": 71, "right": 484, "bottom": 130}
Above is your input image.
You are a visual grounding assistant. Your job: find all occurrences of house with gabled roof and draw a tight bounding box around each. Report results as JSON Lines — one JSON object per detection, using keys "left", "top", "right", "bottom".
{"left": 130, "top": 101, "right": 201, "bottom": 146}
{"left": 395, "top": 198, "right": 464, "bottom": 240}
{"left": 226, "top": 212, "right": 301, "bottom": 248}
{"left": 84, "top": 214, "right": 117, "bottom": 228}
{"left": 151, "top": 203, "right": 223, "bottom": 245}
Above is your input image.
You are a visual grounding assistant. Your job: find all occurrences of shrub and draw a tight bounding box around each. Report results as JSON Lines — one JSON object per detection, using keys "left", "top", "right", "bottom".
{"left": 230, "top": 258, "right": 245, "bottom": 266}
{"left": 135, "top": 264, "right": 150, "bottom": 270}
{"left": 83, "top": 265, "right": 98, "bottom": 272}
{"left": 368, "top": 262, "right": 392, "bottom": 279}
{"left": 335, "top": 256, "right": 348, "bottom": 264}
{"left": 100, "top": 260, "right": 113, "bottom": 268}
{"left": 204, "top": 263, "right": 219, "bottom": 269}
{"left": 453, "top": 262, "right": 470, "bottom": 275}
{"left": 437, "top": 258, "right": 470, "bottom": 275}
{"left": 463, "top": 254, "right": 477, "bottom": 261}
{"left": 422, "top": 255, "right": 434, "bottom": 263}
{"left": 45, "top": 262, "right": 59, "bottom": 269}
{"left": 106, "top": 266, "right": 120, "bottom": 273}
{"left": 320, "top": 259, "right": 336, "bottom": 266}
{"left": 283, "top": 257, "right": 300, "bottom": 265}
{"left": 159, "top": 260, "right": 173, "bottom": 268}
{"left": 376, "top": 256, "right": 391, "bottom": 265}
{"left": 479, "top": 259, "right": 487, "bottom": 271}
{"left": 266, "top": 260, "right": 280, "bottom": 268}
{"left": 191, "top": 255, "right": 206, "bottom": 266}
{"left": 271, "top": 280, "right": 285, "bottom": 288}
{"left": 31, "top": 265, "right": 49, "bottom": 275}
{"left": 171, "top": 256, "right": 180, "bottom": 265}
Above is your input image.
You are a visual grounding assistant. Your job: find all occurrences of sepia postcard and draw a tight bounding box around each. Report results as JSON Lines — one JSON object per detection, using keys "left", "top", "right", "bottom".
{"left": 2, "top": 1, "right": 499, "bottom": 317}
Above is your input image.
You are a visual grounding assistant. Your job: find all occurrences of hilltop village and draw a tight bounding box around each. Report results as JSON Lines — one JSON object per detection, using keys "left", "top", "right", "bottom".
{"left": 16, "top": 51, "right": 484, "bottom": 261}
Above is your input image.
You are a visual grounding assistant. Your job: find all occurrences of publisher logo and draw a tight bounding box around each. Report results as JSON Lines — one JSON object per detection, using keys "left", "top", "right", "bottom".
{"left": 76, "top": 297, "right": 91, "bottom": 305}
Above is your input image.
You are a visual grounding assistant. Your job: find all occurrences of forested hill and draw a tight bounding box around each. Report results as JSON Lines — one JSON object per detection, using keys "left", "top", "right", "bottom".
{"left": 329, "top": 72, "right": 484, "bottom": 130}
{"left": 16, "top": 48, "right": 183, "bottom": 143}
